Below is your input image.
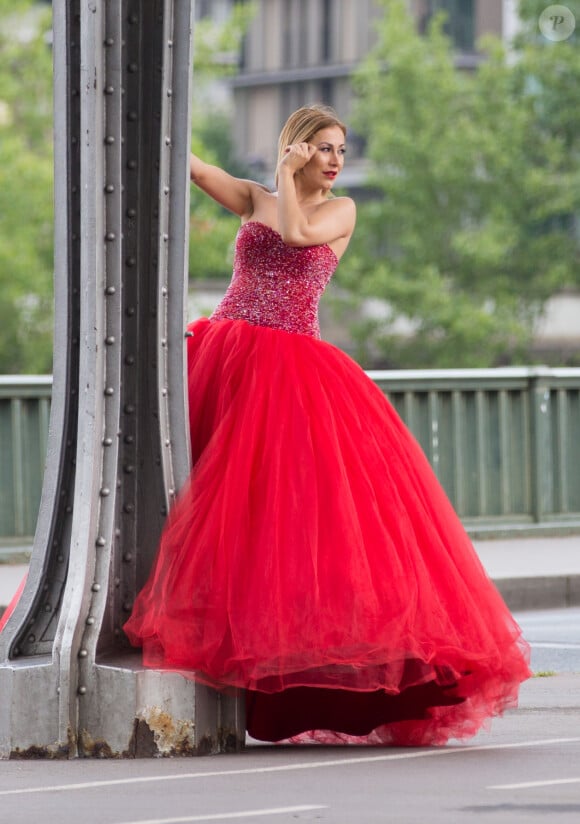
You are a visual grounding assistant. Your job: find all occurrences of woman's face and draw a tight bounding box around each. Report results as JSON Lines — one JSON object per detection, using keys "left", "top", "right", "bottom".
{"left": 302, "top": 126, "right": 346, "bottom": 190}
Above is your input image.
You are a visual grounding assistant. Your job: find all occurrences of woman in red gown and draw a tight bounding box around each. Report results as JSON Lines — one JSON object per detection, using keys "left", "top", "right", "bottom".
{"left": 123, "top": 105, "right": 531, "bottom": 746}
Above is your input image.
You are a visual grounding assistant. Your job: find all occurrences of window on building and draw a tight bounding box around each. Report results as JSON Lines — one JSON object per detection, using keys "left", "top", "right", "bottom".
{"left": 419, "top": 0, "right": 475, "bottom": 52}
{"left": 197, "top": 0, "right": 213, "bottom": 19}
{"left": 282, "top": 2, "right": 293, "bottom": 67}
{"left": 321, "top": 0, "right": 334, "bottom": 62}
{"left": 298, "top": 0, "right": 309, "bottom": 65}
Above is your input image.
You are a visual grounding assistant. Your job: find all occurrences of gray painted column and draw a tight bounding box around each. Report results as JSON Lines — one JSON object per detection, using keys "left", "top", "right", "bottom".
{"left": 0, "top": 0, "right": 244, "bottom": 759}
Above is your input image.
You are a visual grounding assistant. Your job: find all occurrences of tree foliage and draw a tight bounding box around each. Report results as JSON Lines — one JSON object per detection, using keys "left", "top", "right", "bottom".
{"left": 0, "top": 1, "right": 252, "bottom": 373}
{"left": 0, "top": 0, "right": 54, "bottom": 373}
{"left": 188, "top": 3, "right": 256, "bottom": 283}
{"left": 340, "top": 0, "right": 580, "bottom": 367}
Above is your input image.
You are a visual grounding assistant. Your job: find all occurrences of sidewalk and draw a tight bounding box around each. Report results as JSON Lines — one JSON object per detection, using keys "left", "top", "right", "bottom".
{"left": 473, "top": 534, "right": 580, "bottom": 610}
{"left": 1, "top": 535, "right": 579, "bottom": 614}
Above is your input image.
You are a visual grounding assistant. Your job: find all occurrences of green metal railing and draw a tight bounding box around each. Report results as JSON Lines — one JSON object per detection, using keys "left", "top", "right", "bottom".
{"left": 0, "top": 377, "right": 52, "bottom": 543}
{"left": 369, "top": 367, "right": 580, "bottom": 531}
{"left": 1, "top": 368, "right": 579, "bottom": 544}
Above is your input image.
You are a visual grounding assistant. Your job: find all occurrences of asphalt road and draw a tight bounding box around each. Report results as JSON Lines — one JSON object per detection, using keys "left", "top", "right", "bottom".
{"left": 0, "top": 609, "right": 578, "bottom": 824}
{"left": 516, "top": 607, "right": 580, "bottom": 673}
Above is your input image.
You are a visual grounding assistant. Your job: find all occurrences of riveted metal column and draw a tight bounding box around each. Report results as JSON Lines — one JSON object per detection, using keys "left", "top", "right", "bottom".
{"left": 1, "top": 0, "right": 245, "bottom": 759}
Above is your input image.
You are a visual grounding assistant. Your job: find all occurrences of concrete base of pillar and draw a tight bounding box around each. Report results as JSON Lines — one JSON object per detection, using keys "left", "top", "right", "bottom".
{"left": 0, "top": 653, "right": 245, "bottom": 759}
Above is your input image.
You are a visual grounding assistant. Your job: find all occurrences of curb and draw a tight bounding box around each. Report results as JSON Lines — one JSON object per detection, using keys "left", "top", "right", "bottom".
{"left": 494, "top": 575, "right": 580, "bottom": 612}
{"left": 3, "top": 577, "right": 580, "bottom": 618}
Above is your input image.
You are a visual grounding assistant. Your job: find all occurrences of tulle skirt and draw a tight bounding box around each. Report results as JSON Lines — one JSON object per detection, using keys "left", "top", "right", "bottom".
{"left": 124, "top": 317, "right": 531, "bottom": 746}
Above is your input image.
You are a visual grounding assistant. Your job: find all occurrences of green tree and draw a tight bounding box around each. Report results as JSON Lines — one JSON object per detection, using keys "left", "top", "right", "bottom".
{"left": 0, "top": 1, "right": 253, "bottom": 373}
{"left": 188, "top": 3, "right": 256, "bottom": 283}
{"left": 0, "top": 0, "right": 54, "bottom": 373}
{"left": 340, "top": 0, "right": 580, "bottom": 367}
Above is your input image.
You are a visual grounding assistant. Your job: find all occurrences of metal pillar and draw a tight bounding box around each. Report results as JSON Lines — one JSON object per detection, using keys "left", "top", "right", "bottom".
{"left": 0, "top": 0, "right": 244, "bottom": 758}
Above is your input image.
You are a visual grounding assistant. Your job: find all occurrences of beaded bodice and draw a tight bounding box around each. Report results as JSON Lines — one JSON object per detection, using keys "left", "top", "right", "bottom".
{"left": 210, "top": 221, "right": 338, "bottom": 338}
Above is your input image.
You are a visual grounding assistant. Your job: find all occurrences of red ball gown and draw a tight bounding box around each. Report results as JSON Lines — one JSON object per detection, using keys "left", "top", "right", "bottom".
{"left": 124, "top": 221, "right": 531, "bottom": 746}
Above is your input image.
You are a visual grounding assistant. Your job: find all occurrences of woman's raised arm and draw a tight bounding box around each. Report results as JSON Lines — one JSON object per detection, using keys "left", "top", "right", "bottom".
{"left": 190, "top": 154, "right": 262, "bottom": 219}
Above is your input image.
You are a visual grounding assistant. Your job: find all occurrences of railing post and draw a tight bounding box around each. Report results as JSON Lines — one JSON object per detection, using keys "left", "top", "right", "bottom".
{"left": 529, "top": 368, "right": 554, "bottom": 524}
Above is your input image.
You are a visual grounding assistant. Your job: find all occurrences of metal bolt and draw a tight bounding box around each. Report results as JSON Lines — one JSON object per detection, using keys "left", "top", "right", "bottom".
{"left": 28, "top": 635, "right": 36, "bottom": 644}
{"left": 123, "top": 552, "right": 133, "bottom": 563}
{"left": 124, "top": 503, "right": 135, "bottom": 514}
{"left": 105, "top": 231, "right": 116, "bottom": 241}
{"left": 124, "top": 403, "right": 135, "bottom": 414}
{"left": 57, "top": 554, "right": 64, "bottom": 563}
{"left": 127, "top": 62, "right": 138, "bottom": 73}
{"left": 100, "top": 487, "right": 110, "bottom": 497}
{"left": 105, "top": 183, "right": 115, "bottom": 193}
{"left": 103, "top": 437, "right": 113, "bottom": 446}
{"left": 125, "top": 256, "right": 136, "bottom": 266}
{"left": 86, "top": 617, "right": 95, "bottom": 626}
{"left": 104, "top": 85, "right": 115, "bottom": 95}
{"left": 105, "top": 285, "right": 116, "bottom": 295}
{"left": 45, "top": 604, "right": 52, "bottom": 612}
{"left": 78, "top": 686, "right": 87, "bottom": 695}
{"left": 124, "top": 434, "right": 135, "bottom": 444}
{"left": 91, "top": 583, "right": 101, "bottom": 593}
{"left": 126, "top": 306, "right": 136, "bottom": 317}
{"left": 127, "top": 110, "right": 137, "bottom": 121}
{"left": 105, "top": 37, "right": 114, "bottom": 46}
{"left": 105, "top": 336, "right": 116, "bottom": 345}
{"left": 126, "top": 207, "right": 136, "bottom": 218}
{"left": 96, "top": 536, "right": 106, "bottom": 547}
{"left": 105, "top": 135, "right": 115, "bottom": 145}
{"left": 78, "top": 649, "right": 88, "bottom": 658}
{"left": 127, "top": 159, "right": 137, "bottom": 170}
{"left": 125, "top": 355, "right": 135, "bottom": 366}
{"left": 124, "top": 464, "right": 135, "bottom": 474}
{"left": 104, "top": 387, "right": 114, "bottom": 396}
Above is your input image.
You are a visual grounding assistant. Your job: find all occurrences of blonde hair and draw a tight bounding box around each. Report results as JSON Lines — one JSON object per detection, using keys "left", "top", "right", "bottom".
{"left": 275, "top": 104, "right": 347, "bottom": 186}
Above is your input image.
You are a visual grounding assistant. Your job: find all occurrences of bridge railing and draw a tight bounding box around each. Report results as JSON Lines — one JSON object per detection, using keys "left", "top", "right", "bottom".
{"left": 1, "top": 367, "right": 579, "bottom": 545}
{"left": 370, "top": 366, "right": 580, "bottom": 532}
{"left": 0, "top": 377, "right": 52, "bottom": 544}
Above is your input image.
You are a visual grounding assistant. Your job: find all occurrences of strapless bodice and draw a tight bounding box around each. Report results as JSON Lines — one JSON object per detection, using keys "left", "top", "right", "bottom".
{"left": 210, "top": 221, "right": 338, "bottom": 338}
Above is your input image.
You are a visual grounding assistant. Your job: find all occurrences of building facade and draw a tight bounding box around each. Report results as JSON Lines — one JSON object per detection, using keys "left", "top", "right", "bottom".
{"left": 223, "top": 0, "right": 519, "bottom": 179}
